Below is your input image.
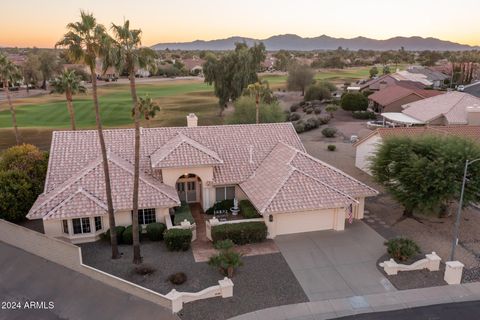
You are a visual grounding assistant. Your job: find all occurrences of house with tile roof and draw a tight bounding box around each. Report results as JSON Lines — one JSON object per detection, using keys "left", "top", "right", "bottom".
{"left": 354, "top": 125, "right": 480, "bottom": 174}
{"left": 27, "top": 114, "right": 377, "bottom": 243}
{"left": 368, "top": 84, "right": 444, "bottom": 113}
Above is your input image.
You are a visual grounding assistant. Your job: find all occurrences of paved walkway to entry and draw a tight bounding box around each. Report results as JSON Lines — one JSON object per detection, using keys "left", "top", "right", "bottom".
{"left": 275, "top": 221, "right": 395, "bottom": 302}
{"left": 229, "top": 283, "right": 480, "bottom": 320}
{"left": 189, "top": 204, "right": 279, "bottom": 262}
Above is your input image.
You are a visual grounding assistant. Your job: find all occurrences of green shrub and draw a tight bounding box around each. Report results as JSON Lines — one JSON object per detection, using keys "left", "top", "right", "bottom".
{"left": 164, "top": 228, "right": 192, "bottom": 251}
{"left": 293, "top": 120, "right": 306, "bottom": 133}
{"left": 341, "top": 92, "right": 368, "bottom": 111}
{"left": 212, "top": 222, "right": 267, "bottom": 245}
{"left": 322, "top": 127, "right": 337, "bottom": 138}
{"left": 305, "top": 107, "right": 313, "bottom": 114}
{"left": 239, "top": 200, "right": 261, "bottom": 219}
{"left": 208, "top": 247, "right": 243, "bottom": 277}
{"left": 305, "top": 117, "right": 320, "bottom": 130}
{"left": 104, "top": 226, "right": 126, "bottom": 244}
{"left": 305, "top": 84, "right": 332, "bottom": 101}
{"left": 352, "top": 111, "right": 377, "bottom": 120}
{"left": 318, "top": 116, "right": 331, "bottom": 125}
{"left": 146, "top": 223, "right": 166, "bottom": 241}
{"left": 327, "top": 144, "right": 336, "bottom": 151}
{"left": 290, "top": 103, "right": 300, "bottom": 112}
{"left": 384, "top": 237, "right": 421, "bottom": 262}
{"left": 289, "top": 112, "right": 301, "bottom": 121}
{"left": 174, "top": 203, "right": 194, "bottom": 225}
{"left": 314, "top": 107, "right": 321, "bottom": 114}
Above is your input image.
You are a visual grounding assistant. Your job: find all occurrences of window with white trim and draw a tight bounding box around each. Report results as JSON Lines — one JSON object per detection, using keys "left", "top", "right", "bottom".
{"left": 215, "top": 186, "right": 235, "bottom": 201}
{"left": 94, "top": 216, "right": 102, "bottom": 231}
{"left": 72, "top": 218, "right": 91, "bottom": 235}
{"left": 62, "top": 220, "right": 69, "bottom": 234}
{"left": 134, "top": 208, "right": 156, "bottom": 225}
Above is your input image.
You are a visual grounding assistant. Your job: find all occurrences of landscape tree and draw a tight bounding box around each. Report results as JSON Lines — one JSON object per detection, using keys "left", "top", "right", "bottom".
{"left": 382, "top": 65, "right": 391, "bottom": 75}
{"left": 56, "top": 11, "right": 120, "bottom": 259}
{"left": 370, "top": 136, "right": 480, "bottom": 219}
{"left": 244, "top": 81, "right": 276, "bottom": 124}
{"left": 50, "top": 70, "right": 86, "bottom": 130}
{"left": 22, "top": 53, "right": 41, "bottom": 92}
{"left": 369, "top": 66, "right": 378, "bottom": 78}
{"left": 136, "top": 94, "right": 160, "bottom": 127}
{"left": 38, "top": 50, "right": 60, "bottom": 90}
{"left": 227, "top": 96, "right": 284, "bottom": 125}
{"left": 203, "top": 42, "right": 266, "bottom": 115}
{"left": 287, "top": 63, "right": 315, "bottom": 96}
{"left": 304, "top": 84, "right": 331, "bottom": 101}
{"left": 0, "top": 144, "right": 48, "bottom": 222}
{"left": 325, "top": 104, "right": 338, "bottom": 118}
{"left": 0, "top": 144, "right": 49, "bottom": 196}
{"left": 0, "top": 53, "right": 23, "bottom": 144}
{"left": 340, "top": 92, "right": 368, "bottom": 111}
{"left": 110, "top": 19, "right": 157, "bottom": 264}
{"left": 273, "top": 50, "right": 292, "bottom": 71}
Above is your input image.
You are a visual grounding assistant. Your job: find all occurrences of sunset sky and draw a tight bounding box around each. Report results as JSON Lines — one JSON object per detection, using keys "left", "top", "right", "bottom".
{"left": 1, "top": 0, "right": 479, "bottom": 48}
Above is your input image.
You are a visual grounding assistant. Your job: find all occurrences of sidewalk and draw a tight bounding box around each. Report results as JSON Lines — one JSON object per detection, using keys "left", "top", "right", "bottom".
{"left": 229, "top": 283, "right": 480, "bottom": 320}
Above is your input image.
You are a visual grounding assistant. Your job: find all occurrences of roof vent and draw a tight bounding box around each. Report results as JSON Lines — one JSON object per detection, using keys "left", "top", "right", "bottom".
{"left": 187, "top": 113, "right": 198, "bottom": 127}
{"left": 249, "top": 145, "right": 254, "bottom": 164}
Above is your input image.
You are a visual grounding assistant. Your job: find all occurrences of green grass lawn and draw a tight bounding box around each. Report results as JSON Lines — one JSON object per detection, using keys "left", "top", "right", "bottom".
{"left": 0, "top": 81, "right": 213, "bottom": 129}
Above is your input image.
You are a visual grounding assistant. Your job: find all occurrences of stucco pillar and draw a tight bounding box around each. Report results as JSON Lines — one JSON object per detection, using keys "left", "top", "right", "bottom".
{"left": 444, "top": 261, "right": 464, "bottom": 285}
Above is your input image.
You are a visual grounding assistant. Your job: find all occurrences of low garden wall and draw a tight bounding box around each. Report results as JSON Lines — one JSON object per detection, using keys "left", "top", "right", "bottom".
{"left": 0, "top": 219, "right": 231, "bottom": 312}
{"left": 379, "top": 252, "right": 441, "bottom": 275}
{"left": 165, "top": 214, "right": 197, "bottom": 241}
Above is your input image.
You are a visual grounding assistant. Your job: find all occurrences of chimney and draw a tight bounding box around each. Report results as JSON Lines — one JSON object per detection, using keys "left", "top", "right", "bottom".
{"left": 466, "top": 105, "right": 480, "bottom": 125}
{"left": 187, "top": 113, "right": 198, "bottom": 127}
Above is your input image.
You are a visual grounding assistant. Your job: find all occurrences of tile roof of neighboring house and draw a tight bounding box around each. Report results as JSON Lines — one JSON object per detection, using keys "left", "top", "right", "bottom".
{"left": 354, "top": 125, "right": 480, "bottom": 147}
{"left": 368, "top": 85, "right": 444, "bottom": 107}
{"left": 240, "top": 142, "right": 378, "bottom": 214}
{"left": 150, "top": 133, "right": 223, "bottom": 168}
{"left": 359, "top": 74, "right": 397, "bottom": 90}
{"left": 392, "top": 71, "right": 432, "bottom": 86}
{"left": 407, "top": 66, "right": 449, "bottom": 81}
{"left": 402, "top": 91, "right": 480, "bottom": 124}
{"left": 28, "top": 152, "right": 179, "bottom": 220}
{"left": 181, "top": 58, "right": 205, "bottom": 71}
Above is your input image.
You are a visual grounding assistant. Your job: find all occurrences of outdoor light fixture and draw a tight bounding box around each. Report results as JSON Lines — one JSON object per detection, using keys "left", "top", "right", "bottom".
{"left": 269, "top": 214, "right": 273, "bottom": 222}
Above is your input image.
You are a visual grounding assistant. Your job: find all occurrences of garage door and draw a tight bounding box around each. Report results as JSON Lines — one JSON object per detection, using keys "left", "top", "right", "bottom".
{"left": 276, "top": 210, "right": 335, "bottom": 235}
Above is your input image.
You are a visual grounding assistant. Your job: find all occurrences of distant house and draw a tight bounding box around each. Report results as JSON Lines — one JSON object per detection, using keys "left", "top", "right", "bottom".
{"left": 359, "top": 74, "right": 424, "bottom": 92}
{"left": 355, "top": 125, "right": 480, "bottom": 174}
{"left": 402, "top": 66, "right": 449, "bottom": 89}
{"left": 401, "top": 92, "right": 480, "bottom": 125}
{"left": 368, "top": 85, "right": 444, "bottom": 113}
{"left": 181, "top": 57, "right": 205, "bottom": 75}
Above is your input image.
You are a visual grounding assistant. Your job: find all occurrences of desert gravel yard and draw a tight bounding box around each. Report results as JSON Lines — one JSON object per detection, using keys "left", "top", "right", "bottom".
{"left": 80, "top": 240, "right": 307, "bottom": 320}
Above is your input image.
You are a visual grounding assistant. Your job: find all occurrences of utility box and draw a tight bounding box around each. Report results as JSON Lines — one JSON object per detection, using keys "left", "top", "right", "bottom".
{"left": 444, "top": 261, "right": 464, "bottom": 285}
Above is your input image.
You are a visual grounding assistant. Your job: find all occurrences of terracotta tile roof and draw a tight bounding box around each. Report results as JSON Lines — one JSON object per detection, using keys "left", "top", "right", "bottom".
{"left": 150, "top": 133, "right": 223, "bottom": 168}
{"left": 402, "top": 92, "right": 480, "bottom": 124}
{"left": 355, "top": 125, "right": 480, "bottom": 146}
{"left": 240, "top": 143, "right": 378, "bottom": 214}
{"left": 44, "top": 188, "right": 108, "bottom": 220}
{"left": 369, "top": 85, "right": 444, "bottom": 107}
{"left": 28, "top": 152, "right": 179, "bottom": 220}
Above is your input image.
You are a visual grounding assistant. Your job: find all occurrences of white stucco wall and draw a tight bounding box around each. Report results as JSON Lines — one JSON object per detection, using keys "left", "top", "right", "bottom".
{"left": 355, "top": 134, "right": 383, "bottom": 175}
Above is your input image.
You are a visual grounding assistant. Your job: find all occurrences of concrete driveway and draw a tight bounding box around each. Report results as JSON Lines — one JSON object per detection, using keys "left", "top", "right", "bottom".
{"left": 275, "top": 221, "right": 395, "bottom": 301}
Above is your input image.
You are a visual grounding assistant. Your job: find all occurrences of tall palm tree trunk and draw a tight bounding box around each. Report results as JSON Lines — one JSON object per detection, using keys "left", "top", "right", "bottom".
{"left": 255, "top": 93, "right": 259, "bottom": 124}
{"left": 4, "top": 81, "right": 22, "bottom": 145}
{"left": 129, "top": 68, "right": 142, "bottom": 264}
{"left": 91, "top": 68, "right": 120, "bottom": 259}
{"left": 66, "top": 91, "right": 76, "bottom": 130}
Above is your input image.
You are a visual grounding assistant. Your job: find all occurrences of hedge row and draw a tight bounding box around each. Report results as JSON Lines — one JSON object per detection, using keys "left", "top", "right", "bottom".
{"left": 239, "top": 200, "right": 261, "bottom": 219}
{"left": 211, "top": 222, "right": 267, "bottom": 245}
{"left": 104, "top": 222, "right": 167, "bottom": 244}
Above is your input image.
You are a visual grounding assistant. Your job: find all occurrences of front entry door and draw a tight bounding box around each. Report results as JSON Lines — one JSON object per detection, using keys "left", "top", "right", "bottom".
{"left": 176, "top": 180, "right": 197, "bottom": 203}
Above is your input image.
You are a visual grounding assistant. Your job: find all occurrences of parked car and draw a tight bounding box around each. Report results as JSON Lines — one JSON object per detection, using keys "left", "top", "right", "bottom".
{"left": 457, "top": 85, "right": 465, "bottom": 92}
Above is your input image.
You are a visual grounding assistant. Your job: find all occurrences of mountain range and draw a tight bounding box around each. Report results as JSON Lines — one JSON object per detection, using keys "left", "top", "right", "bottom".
{"left": 152, "top": 34, "right": 478, "bottom": 51}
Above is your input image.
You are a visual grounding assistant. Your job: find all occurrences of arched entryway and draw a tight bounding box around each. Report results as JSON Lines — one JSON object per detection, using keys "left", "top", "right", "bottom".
{"left": 175, "top": 174, "right": 202, "bottom": 204}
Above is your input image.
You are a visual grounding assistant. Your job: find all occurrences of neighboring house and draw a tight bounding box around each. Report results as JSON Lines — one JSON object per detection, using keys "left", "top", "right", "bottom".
{"left": 401, "top": 92, "right": 480, "bottom": 126}
{"left": 368, "top": 85, "right": 444, "bottom": 113}
{"left": 181, "top": 57, "right": 205, "bottom": 75}
{"left": 355, "top": 125, "right": 480, "bottom": 174}
{"left": 27, "top": 115, "right": 377, "bottom": 243}
{"left": 405, "top": 66, "right": 449, "bottom": 89}
{"left": 391, "top": 70, "right": 433, "bottom": 87}
{"left": 95, "top": 59, "right": 118, "bottom": 81}
{"left": 359, "top": 74, "right": 424, "bottom": 92}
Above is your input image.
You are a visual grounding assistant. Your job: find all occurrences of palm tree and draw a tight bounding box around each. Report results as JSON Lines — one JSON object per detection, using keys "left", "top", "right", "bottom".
{"left": 56, "top": 11, "right": 120, "bottom": 259}
{"left": 50, "top": 70, "right": 86, "bottom": 130}
{"left": 110, "top": 19, "right": 156, "bottom": 264}
{"left": 0, "top": 53, "right": 22, "bottom": 145}
{"left": 247, "top": 82, "right": 261, "bottom": 124}
{"left": 135, "top": 95, "right": 160, "bottom": 127}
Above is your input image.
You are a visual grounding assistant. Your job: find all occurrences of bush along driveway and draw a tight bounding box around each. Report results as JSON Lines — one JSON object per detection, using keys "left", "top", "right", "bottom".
{"left": 275, "top": 221, "right": 396, "bottom": 301}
